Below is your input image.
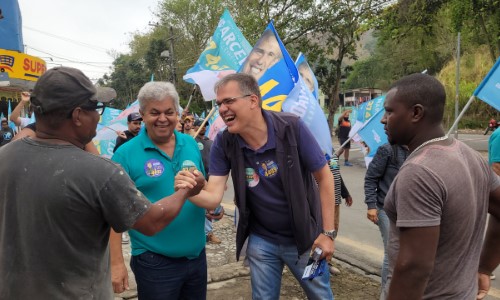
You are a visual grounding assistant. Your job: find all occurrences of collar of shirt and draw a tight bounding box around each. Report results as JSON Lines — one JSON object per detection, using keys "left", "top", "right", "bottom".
{"left": 236, "top": 110, "right": 276, "bottom": 153}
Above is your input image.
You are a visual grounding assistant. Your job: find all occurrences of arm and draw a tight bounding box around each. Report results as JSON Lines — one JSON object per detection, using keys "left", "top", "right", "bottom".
{"left": 174, "top": 172, "right": 227, "bottom": 210}
{"left": 491, "top": 162, "right": 500, "bottom": 176}
{"left": 10, "top": 92, "right": 30, "bottom": 126}
{"left": 12, "top": 126, "right": 36, "bottom": 141}
{"left": 84, "top": 142, "right": 99, "bottom": 155}
{"left": 477, "top": 186, "right": 500, "bottom": 299}
{"left": 132, "top": 174, "right": 205, "bottom": 235}
{"left": 312, "top": 164, "right": 335, "bottom": 260}
{"left": 109, "top": 229, "right": 129, "bottom": 293}
{"left": 364, "top": 146, "right": 390, "bottom": 223}
{"left": 340, "top": 176, "right": 353, "bottom": 206}
{"left": 387, "top": 226, "right": 440, "bottom": 300}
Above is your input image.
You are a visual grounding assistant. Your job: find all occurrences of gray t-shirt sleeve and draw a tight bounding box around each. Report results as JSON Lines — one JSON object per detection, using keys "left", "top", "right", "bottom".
{"left": 392, "top": 163, "right": 447, "bottom": 228}
{"left": 97, "top": 167, "right": 151, "bottom": 233}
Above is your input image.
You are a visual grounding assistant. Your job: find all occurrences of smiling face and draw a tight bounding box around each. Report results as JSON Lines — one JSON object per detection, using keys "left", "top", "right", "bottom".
{"left": 299, "top": 64, "right": 315, "bottom": 93}
{"left": 216, "top": 80, "right": 257, "bottom": 134}
{"left": 242, "top": 33, "right": 281, "bottom": 81}
{"left": 381, "top": 88, "right": 414, "bottom": 145}
{"left": 140, "top": 97, "right": 178, "bottom": 144}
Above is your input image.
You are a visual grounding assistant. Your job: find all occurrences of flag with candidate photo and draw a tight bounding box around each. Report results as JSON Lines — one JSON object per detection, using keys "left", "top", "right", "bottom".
{"left": 474, "top": 56, "right": 500, "bottom": 111}
{"left": 183, "top": 9, "right": 252, "bottom": 101}
{"left": 295, "top": 53, "right": 319, "bottom": 101}
{"left": 239, "top": 21, "right": 296, "bottom": 112}
{"left": 349, "top": 95, "right": 385, "bottom": 142}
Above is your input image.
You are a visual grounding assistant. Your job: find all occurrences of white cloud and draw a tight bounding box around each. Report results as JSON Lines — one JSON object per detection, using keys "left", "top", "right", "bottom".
{"left": 18, "top": 0, "right": 160, "bottom": 81}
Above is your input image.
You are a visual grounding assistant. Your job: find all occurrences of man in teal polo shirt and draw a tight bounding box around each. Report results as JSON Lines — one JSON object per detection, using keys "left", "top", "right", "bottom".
{"left": 110, "top": 81, "right": 216, "bottom": 299}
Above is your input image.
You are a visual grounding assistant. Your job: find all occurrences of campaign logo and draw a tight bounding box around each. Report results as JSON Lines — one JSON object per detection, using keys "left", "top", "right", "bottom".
{"left": 245, "top": 168, "right": 259, "bottom": 187}
{"left": 144, "top": 159, "right": 165, "bottom": 177}
{"left": 197, "top": 142, "right": 204, "bottom": 151}
{"left": 257, "top": 160, "right": 278, "bottom": 178}
{"left": 3, "top": 131, "right": 12, "bottom": 141}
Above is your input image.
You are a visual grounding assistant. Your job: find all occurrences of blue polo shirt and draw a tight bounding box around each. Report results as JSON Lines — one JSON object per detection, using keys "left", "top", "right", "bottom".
{"left": 112, "top": 130, "right": 206, "bottom": 259}
{"left": 489, "top": 129, "right": 500, "bottom": 165}
{"left": 210, "top": 110, "right": 325, "bottom": 244}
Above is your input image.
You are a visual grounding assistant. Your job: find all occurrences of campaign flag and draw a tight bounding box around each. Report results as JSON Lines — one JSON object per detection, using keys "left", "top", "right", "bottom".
{"left": 356, "top": 108, "right": 387, "bottom": 158}
{"left": 0, "top": 112, "right": 4, "bottom": 120}
{"left": 7, "top": 100, "right": 17, "bottom": 132}
{"left": 295, "top": 53, "right": 319, "bottom": 101}
{"left": 349, "top": 95, "right": 385, "bottom": 142}
{"left": 239, "top": 21, "right": 297, "bottom": 112}
{"left": 184, "top": 9, "right": 252, "bottom": 101}
{"left": 474, "top": 56, "right": 500, "bottom": 111}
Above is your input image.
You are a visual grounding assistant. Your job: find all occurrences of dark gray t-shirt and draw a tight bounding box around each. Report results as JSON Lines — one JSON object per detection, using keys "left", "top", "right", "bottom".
{"left": 384, "top": 139, "right": 500, "bottom": 299}
{"left": 0, "top": 138, "right": 151, "bottom": 299}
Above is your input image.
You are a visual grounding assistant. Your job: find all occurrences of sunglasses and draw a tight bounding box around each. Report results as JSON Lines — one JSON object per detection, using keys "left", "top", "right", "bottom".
{"left": 71, "top": 100, "right": 107, "bottom": 117}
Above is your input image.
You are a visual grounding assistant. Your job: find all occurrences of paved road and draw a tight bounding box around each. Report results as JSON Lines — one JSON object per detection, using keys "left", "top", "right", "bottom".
{"left": 220, "top": 133, "right": 499, "bottom": 298}
{"left": 335, "top": 133, "right": 500, "bottom": 299}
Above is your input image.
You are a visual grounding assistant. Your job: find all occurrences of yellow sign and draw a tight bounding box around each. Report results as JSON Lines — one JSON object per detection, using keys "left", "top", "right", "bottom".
{"left": 0, "top": 49, "right": 47, "bottom": 81}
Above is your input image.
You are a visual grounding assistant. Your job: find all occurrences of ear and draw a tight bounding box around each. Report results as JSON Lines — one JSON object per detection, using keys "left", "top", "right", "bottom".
{"left": 71, "top": 108, "right": 84, "bottom": 126}
{"left": 249, "top": 94, "right": 260, "bottom": 109}
{"left": 411, "top": 104, "right": 425, "bottom": 123}
{"left": 139, "top": 109, "right": 144, "bottom": 117}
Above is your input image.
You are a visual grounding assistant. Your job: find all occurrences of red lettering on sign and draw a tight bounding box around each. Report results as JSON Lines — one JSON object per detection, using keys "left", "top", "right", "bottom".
{"left": 23, "top": 58, "right": 46, "bottom": 75}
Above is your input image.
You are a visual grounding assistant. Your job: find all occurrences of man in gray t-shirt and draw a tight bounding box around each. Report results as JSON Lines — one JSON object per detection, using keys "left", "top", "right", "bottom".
{"left": 0, "top": 67, "right": 204, "bottom": 299}
{"left": 381, "top": 73, "right": 500, "bottom": 300}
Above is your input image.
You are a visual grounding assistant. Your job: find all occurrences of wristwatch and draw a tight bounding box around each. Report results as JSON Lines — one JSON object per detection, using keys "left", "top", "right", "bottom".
{"left": 322, "top": 230, "right": 337, "bottom": 240}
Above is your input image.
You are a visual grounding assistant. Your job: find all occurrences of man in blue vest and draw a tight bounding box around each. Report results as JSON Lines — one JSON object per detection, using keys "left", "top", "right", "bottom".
{"left": 175, "top": 73, "right": 335, "bottom": 299}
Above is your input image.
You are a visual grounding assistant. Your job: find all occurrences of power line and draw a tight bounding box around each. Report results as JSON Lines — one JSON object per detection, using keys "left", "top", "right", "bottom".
{"left": 24, "top": 26, "right": 110, "bottom": 54}
{"left": 28, "top": 46, "right": 111, "bottom": 70}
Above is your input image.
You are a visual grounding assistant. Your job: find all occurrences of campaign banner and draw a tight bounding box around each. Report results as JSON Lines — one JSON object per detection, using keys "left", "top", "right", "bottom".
{"left": 349, "top": 95, "right": 385, "bottom": 142}
{"left": 239, "top": 21, "right": 296, "bottom": 112}
{"left": 356, "top": 108, "right": 388, "bottom": 158}
{"left": 295, "top": 53, "right": 319, "bottom": 101}
{"left": 474, "top": 56, "right": 500, "bottom": 111}
{"left": 183, "top": 9, "right": 252, "bottom": 101}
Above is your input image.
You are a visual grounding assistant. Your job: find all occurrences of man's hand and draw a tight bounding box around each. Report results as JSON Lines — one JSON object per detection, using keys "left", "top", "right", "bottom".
{"left": 345, "top": 195, "right": 353, "bottom": 207}
{"left": 21, "top": 91, "right": 30, "bottom": 102}
{"left": 477, "top": 273, "right": 491, "bottom": 299}
{"left": 206, "top": 206, "right": 224, "bottom": 221}
{"left": 111, "top": 261, "right": 129, "bottom": 293}
{"left": 185, "top": 170, "right": 205, "bottom": 198}
{"left": 367, "top": 209, "right": 378, "bottom": 224}
{"left": 117, "top": 131, "right": 127, "bottom": 139}
{"left": 175, "top": 170, "right": 198, "bottom": 190}
{"left": 312, "top": 234, "right": 335, "bottom": 261}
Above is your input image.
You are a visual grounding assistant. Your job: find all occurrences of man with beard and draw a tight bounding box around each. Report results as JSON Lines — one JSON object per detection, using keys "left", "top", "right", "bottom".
{"left": 381, "top": 73, "right": 500, "bottom": 300}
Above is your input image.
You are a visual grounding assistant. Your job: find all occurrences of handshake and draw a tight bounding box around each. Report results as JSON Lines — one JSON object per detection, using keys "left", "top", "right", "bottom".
{"left": 175, "top": 160, "right": 205, "bottom": 198}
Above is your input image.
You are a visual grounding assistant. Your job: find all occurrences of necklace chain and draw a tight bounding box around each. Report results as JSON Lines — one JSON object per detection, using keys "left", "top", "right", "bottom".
{"left": 412, "top": 135, "right": 449, "bottom": 154}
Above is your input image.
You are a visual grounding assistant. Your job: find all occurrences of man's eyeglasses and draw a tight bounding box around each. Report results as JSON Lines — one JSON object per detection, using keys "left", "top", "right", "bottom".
{"left": 80, "top": 101, "right": 106, "bottom": 115}
{"left": 215, "top": 94, "right": 252, "bottom": 107}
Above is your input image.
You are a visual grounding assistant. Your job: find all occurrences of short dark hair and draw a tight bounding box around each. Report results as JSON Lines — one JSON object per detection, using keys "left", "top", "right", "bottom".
{"left": 389, "top": 73, "right": 446, "bottom": 124}
{"left": 214, "top": 73, "right": 261, "bottom": 104}
{"left": 34, "top": 107, "right": 72, "bottom": 130}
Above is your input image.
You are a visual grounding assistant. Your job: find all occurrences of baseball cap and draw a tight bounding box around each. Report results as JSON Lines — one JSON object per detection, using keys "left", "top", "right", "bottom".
{"left": 30, "top": 66, "right": 116, "bottom": 114}
{"left": 1, "top": 118, "right": 7, "bottom": 123}
{"left": 193, "top": 119, "right": 204, "bottom": 127}
{"left": 128, "top": 112, "right": 142, "bottom": 122}
{"left": 183, "top": 115, "right": 194, "bottom": 122}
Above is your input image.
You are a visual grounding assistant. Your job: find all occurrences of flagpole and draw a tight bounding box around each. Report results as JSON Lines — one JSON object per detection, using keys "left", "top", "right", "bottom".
{"left": 183, "top": 85, "right": 197, "bottom": 112}
{"left": 193, "top": 106, "right": 216, "bottom": 138}
{"left": 335, "top": 117, "right": 372, "bottom": 156}
{"left": 447, "top": 95, "right": 475, "bottom": 136}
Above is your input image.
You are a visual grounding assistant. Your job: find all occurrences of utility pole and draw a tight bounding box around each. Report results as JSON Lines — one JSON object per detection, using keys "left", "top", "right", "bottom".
{"left": 454, "top": 32, "right": 460, "bottom": 139}
{"left": 169, "top": 26, "right": 176, "bottom": 85}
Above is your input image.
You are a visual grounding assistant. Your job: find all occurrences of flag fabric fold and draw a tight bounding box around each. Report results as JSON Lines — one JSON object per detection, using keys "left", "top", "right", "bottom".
{"left": 183, "top": 9, "right": 252, "bottom": 101}
{"left": 474, "top": 56, "right": 500, "bottom": 111}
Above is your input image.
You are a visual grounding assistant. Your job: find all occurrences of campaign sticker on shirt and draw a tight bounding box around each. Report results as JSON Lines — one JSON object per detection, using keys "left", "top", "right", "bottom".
{"left": 144, "top": 159, "right": 165, "bottom": 177}
{"left": 3, "top": 132, "right": 12, "bottom": 141}
{"left": 257, "top": 160, "right": 278, "bottom": 178}
{"left": 197, "top": 142, "right": 204, "bottom": 151}
{"left": 246, "top": 168, "right": 259, "bottom": 187}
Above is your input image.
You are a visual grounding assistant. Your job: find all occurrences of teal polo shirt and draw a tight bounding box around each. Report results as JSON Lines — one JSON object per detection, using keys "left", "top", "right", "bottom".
{"left": 489, "top": 129, "right": 500, "bottom": 165}
{"left": 112, "top": 129, "right": 206, "bottom": 259}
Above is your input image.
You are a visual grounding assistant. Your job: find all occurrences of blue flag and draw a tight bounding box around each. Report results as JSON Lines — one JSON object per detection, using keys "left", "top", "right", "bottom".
{"left": 474, "top": 56, "right": 500, "bottom": 111}
{"left": 184, "top": 9, "right": 252, "bottom": 101}
{"left": 239, "top": 21, "right": 296, "bottom": 112}
{"left": 295, "top": 53, "right": 319, "bottom": 101}
{"left": 7, "top": 100, "right": 17, "bottom": 132}
{"left": 356, "top": 108, "right": 388, "bottom": 157}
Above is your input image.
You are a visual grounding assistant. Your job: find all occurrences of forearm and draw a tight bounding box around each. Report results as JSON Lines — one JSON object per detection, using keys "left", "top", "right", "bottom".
{"left": 478, "top": 215, "right": 500, "bottom": 275}
{"left": 133, "top": 189, "right": 189, "bottom": 235}
{"left": 10, "top": 102, "right": 25, "bottom": 126}
{"left": 188, "top": 189, "right": 221, "bottom": 210}
{"left": 109, "top": 229, "right": 125, "bottom": 265}
{"left": 388, "top": 259, "right": 433, "bottom": 299}
{"left": 318, "top": 177, "right": 335, "bottom": 230}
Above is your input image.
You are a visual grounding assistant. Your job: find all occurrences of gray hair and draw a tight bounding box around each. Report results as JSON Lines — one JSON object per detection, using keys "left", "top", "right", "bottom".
{"left": 214, "top": 73, "right": 261, "bottom": 105}
{"left": 137, "top": 81, "right": 180, "bottom": 113}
